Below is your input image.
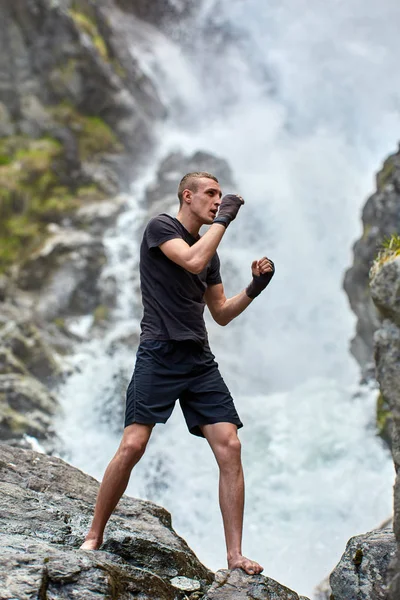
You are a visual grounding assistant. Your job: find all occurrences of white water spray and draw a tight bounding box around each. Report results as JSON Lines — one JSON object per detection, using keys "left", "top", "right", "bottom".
{"left": 56, "top": 1, "right": 400, "bottom": 596}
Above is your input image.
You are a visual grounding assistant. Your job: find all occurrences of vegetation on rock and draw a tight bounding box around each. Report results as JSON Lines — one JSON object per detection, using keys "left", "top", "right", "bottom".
{"left": 0, "top": 104, "right": 120, "bottom": 272}
{"left": 370, "top": 234, "right": 400, "bottom": 279}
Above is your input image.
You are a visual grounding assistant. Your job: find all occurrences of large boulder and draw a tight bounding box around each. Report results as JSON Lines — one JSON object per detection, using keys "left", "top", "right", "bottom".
{"left": 203, "top": 569, "right": 309, "bottom": 600}
{"left": 343, "top": 146, "right": 400, "bottom": 379}
{"left": 329, "top": 528, "right": 396, "bottom": 600}
{"left": 0, "top": 444, "right": 309, "bottom": 599}
{"left": 370, "top": 249, "right": 400, "bottom": 600}
{"left": 16, "top": 228, "right": 107, "bottom": 320}
{"left": 0, "top": 444, "right": 213, "bottom": 599}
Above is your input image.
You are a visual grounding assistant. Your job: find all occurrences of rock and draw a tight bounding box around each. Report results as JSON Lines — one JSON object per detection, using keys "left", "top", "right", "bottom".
{"left": 16, "top": 228, "right": 107, "bottom": 320}
{"left": 343, "top": 145, "right": 400, "bottom": 378}
{"left": 0, "top": 347, "right": 28, "bottom": 376}
{"left": 73, "top": 194, "right": 128, "bottom": 234}
{"left": 370, "top": 256, "right": 400, "bottom": 326}
{"left": 369, "top": 235, "right": 400, "bottom": 599}
{"left": 0, "top": 320, "right": 62, "bottom": 384}
{"left": 203, "top": 569, "right": 309, "bottom": 599}
{"left": 0, "top": 374, "right": 58, "bottom": 446}
{"left": 329, "top": 528, "right": 396, "bottom": 600}
{"left": 114, "top": 0, "right": 198, "bottom": 28}
{"left": 0, "top": 444, "right": 213, "bottom": 598}
{"left": 171, "top": 575, "right": 201, "bottom": 591}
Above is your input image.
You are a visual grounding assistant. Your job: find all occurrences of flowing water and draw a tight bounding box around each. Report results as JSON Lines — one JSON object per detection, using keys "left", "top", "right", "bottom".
{"left": 55, "top": 1, "right": 400, "bottom": 596}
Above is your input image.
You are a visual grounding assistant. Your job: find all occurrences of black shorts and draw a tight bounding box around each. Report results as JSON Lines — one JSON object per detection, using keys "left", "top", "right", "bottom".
{"left": 125, "top": 340, "right": 243, "bottom": 438}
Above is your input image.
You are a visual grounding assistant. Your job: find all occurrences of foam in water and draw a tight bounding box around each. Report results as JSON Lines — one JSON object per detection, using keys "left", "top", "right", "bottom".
{"left": 56, "top": 1, "right": 399, "bottom": 596}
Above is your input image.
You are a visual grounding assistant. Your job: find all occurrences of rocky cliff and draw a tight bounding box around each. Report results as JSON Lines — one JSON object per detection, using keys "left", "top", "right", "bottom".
{"left": 0, "top": 443, "right": 309, "bottom": 599}
{"left": 369, "top": 243, "right": 400, "bottom": 600}
{"left": 343, "top": 145, "right": 400, "bottom": 380}
{"left": 0, "top": 0, "right": 173, "bottom": 448}
{"left": 0, "top": 0, "right": 167, "bottom": 275}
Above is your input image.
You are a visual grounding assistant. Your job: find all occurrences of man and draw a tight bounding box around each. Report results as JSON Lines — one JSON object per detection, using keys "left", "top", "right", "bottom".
{"left": 81, "top": 172, "right": 275, "bottom": 576}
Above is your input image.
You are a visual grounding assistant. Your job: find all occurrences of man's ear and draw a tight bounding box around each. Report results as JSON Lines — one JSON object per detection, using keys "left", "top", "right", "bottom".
{"left": 182, "top": 189, "right": 192, "bottom": 204}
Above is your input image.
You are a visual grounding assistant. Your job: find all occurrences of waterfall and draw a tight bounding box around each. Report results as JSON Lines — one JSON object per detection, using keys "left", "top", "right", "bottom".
{"left": 56, "top": 0, "right": 400, "bottom": 596}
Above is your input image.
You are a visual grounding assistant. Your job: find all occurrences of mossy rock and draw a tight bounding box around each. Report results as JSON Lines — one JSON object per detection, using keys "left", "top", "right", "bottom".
{"left": 50, "top": 102, "right": 121, "bottom": 161}
{"left": 69, "top": 7, "right": 110, "bottom": 62}
{"left": 376, "top": 391, "right": 393, "bottom": 448}
{"left": 376, "top": 156, "right": 396, "bottom": 191}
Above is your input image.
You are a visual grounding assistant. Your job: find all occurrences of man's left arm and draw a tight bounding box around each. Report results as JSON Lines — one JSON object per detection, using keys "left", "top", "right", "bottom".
{"left": 205, "top": 257, "right": 275, "bottom": 326}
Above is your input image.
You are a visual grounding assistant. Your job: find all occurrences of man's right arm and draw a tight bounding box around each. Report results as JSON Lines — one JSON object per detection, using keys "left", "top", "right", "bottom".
{"left": 160, "top": 193, "right": 244, "bottom": 274}
{"left": 160, "top": 223, "right": 226, "bottom": 274}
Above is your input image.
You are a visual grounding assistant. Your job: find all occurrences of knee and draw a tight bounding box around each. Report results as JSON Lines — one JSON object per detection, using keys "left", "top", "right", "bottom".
{"left": 215, "top": 436, "right": 242, "bottom": 468}
{"left": 118, "top": 435, "right": 148, "bottom": 465}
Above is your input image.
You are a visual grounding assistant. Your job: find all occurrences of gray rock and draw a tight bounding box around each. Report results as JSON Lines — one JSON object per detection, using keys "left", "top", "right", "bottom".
{"left": 343, "top": 145, "right": 400, "bottom": 378}
{"left": 0, "top": 319, "right": 62, "bottom": 383}
{"left": 0, "top": 373, "right": 58, "bottom": 446}
{"left": 203, "top": 569, "right": 309, "bottom": 599}
{"left": 370, "top": 256, "right": 400, "bottom": 326}
{"left": 74, "top": 194, "right": 128, "bottom": 234}
{"left": 17, "top": 228, "right": 106, "bottom": 319}
{"left": 330, "top": 528, "right": 396, "bottom": 600}
{"left": 0, "top": 444, "right": 213, "bottom": 598}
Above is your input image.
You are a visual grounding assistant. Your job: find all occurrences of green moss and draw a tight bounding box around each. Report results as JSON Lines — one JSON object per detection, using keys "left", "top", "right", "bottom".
{"left": 76, "top": 184, "right": 107, "bottom": 201}
{"left": 69, "top": 9, "right": 110, "bottom": 62}
{"left": 51, "top": 102, "right": 121, "bottom": 161}
{"left": 78, "top": 116, "right": 120, "bottom": 160}
{"left": 377, "top": 392, "right": 392, "bottom": 438}
{"left": 0, "top": 136, "right": 70, "bottom": 270}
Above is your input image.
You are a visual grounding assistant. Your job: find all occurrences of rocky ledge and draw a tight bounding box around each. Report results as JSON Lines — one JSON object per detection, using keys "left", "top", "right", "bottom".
{"left": 0, "top": 444, "right": 308, "bottom": 599}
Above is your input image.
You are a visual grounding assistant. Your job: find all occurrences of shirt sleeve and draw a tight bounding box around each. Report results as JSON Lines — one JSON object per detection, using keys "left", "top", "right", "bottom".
{"left": 145, "top": 215, "right": 182, "bottom": 249}
{"left": 206, "top": 252, "right": 222, "bottom": 286}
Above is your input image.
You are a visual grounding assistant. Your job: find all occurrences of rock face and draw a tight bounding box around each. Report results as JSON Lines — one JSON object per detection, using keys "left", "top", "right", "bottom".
{"left": 203, "top": 569, "right": 309, "bottom": 600}
{"left": 329, "top": 528, "right": 396, "bottom": 600}
{"left": 0, "top": 0, "right": 167, "bottom": 275}
{"left": 343, "top": 146, "right": 400, "bottom": 378}
{"left": 0, "top": 444, "right": 307, "bottom": 600}
{"left": 370, "top": 252, "right": 400, "bottom": 600}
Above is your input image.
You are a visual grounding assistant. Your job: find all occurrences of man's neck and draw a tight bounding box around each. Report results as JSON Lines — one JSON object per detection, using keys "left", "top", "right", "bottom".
{"left": 176, "top": 212, "right": 201, "bottom": 237}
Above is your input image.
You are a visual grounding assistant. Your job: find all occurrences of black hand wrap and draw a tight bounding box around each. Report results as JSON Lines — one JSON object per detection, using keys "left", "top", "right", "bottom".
{"left": 213, "top": 194, "right": 244, "bottom": 228}
{"left": 246, "top": 260, "right": 275, "bottom": 299}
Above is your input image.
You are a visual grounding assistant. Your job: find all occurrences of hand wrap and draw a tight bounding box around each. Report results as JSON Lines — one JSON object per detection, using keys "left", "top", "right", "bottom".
{"left": 246, "top": 260, "right": 275, "bottom": 299}
{"left": 213, "top": 194, "right": 244, "bottom": 228}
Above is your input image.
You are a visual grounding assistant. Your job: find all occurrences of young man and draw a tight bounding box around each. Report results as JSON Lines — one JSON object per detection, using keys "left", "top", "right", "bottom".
{"left": 81, "top": 172, "right": 275, "bottom": 575}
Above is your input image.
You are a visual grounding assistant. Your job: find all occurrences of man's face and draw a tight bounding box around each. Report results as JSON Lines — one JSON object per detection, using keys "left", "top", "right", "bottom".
{"left": 187, "top": 178, "right": 222, "bottom": 224}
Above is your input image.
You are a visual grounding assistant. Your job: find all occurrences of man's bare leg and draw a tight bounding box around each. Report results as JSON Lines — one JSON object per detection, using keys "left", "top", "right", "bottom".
{"left": 80, "top": 423, "right": 153, "bottom": 550}
{"left": 201, "top": 422, "right": 263, "bottom": 575}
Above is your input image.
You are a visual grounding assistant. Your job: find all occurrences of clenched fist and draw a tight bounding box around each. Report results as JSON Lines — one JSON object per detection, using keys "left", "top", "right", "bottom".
{"left": 246, "top": 257, "right": 275, "bottom": 299}
{"left": 213, "top": 194, "right": 244, "bottom": 228}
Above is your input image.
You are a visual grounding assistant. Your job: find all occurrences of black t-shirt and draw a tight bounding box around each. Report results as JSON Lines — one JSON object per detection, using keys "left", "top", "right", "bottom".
{"left": 139, "top": 213, "right": 222, "bottom": 345}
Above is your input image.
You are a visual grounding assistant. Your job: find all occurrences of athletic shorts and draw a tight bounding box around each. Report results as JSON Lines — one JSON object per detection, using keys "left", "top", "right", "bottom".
{"left": 124, "top": 339, "right": 243, "bottom": 438}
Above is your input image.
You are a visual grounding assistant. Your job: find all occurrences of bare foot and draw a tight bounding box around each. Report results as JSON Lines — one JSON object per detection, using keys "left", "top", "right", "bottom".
{"left": 79, "top": 537, "right": 102, "bottom": 550}
{"left": 228, "top": 554, "right": 263, "bottom": 575}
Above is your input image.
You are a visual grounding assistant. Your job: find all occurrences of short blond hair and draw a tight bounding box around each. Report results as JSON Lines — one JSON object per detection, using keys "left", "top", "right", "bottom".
{"left": 178, "top": 172, "right": 219, "bottom": 205}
